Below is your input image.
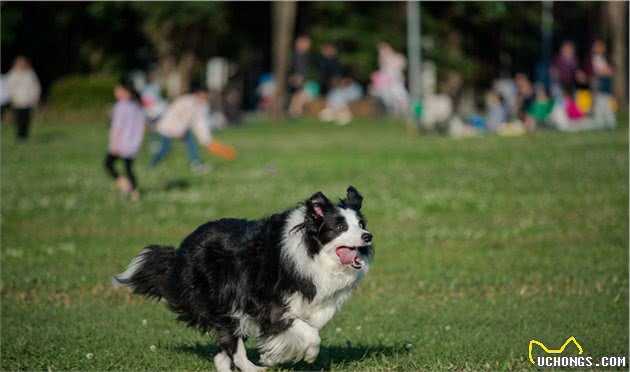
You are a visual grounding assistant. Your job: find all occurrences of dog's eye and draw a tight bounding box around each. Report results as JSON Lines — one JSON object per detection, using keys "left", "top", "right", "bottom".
{"left": 336, "top": 223, "right": 346, "bottom": 231}
{"left": 359, "top": 221, "right": 365, "bottom": 229}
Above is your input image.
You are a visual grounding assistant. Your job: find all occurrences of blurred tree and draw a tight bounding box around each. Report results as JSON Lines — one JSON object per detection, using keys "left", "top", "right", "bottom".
{"left": 127, "top": 3, "right": 228, "bottom": 97}
{"left": 272, "top": 1, "right": 296, "bottom": 119}
{"left": 606, "top": 1, "right": 628, "bottom": 103}
{"left": 304, "top": 2, "right": 405, "bottom": 81}
{"left": 302, "top": 2, "right": 539, "bottom": 90}
{"left": 1, "top": 2, "right": 147, "bottom": 96}
{"left": 1, "top": 1, "right": 617, "bottom": 107}
{"left": 424, "top": 2, "right": 541, "bottom": 91}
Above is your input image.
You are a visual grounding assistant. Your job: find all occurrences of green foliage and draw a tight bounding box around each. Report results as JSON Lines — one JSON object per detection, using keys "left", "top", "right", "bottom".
{"left": 2, "top": 2, "right": 610, "bottom": 94}
{"left": 1, "top": 118, "right": 628, "bottom": 370}
{"left": 304, "top": 2, "right": 543, "bottom": 83}
{"left": 307, "top": 3, "right": 406, "bottom": 80}
{"left": 130, "top": 2, "right": 227, "bottom": 28}
{"left": 129, "top": 2, "right": 228, "bottom": 59}
{"left": 46, "top": 74, "right": 117, "bottom": 111}
{"left": 0, "top": 5, "right": 23, "bottom": 44}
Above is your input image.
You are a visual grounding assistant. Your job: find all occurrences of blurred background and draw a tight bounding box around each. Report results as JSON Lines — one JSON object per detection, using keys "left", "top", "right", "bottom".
{"left": 1, "top": 2, "right": 628, "bottom": 371}
{"left": 1, "top": 1, "right": 627, "bottom": 129}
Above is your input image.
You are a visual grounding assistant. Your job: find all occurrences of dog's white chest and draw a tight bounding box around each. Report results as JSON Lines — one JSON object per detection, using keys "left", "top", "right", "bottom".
{"left": 286, "top": 288, "right": 353, "bottom": 330}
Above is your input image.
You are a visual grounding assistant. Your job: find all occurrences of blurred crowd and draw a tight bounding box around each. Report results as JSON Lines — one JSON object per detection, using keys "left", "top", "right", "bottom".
{"left": 0, "top": 55, "right": 237, "bottom": 200}
{"left": 258, "top": 36, "right": 410, "bottom": 125}
{"left": 257, "top": 36, "right": 620, "bottom": 134}
{"left": 0, "top": 34, "right": 622, "bottom": 199}
{"left": 3, "top": 36, "right": 619, "bottom": 146}
{"left": 456, "top": 39, "right": 618, "bottom": 137}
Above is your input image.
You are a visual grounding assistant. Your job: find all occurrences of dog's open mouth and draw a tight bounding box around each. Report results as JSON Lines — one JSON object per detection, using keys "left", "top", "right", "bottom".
{"left": 335, "top": 246, "right": 367, "bottom": 269}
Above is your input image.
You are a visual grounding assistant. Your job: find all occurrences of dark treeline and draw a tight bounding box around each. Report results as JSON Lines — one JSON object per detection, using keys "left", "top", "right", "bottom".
{"left": 1, "top": 2, "right": 617, "bottom": 101}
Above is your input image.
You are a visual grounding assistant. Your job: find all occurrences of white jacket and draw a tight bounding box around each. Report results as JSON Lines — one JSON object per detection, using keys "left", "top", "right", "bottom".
{"left": 156, "top": 94, "right": 212, "bottom": 146}
{"left": 5, "top": 69, "right": 40, "bottom": 108}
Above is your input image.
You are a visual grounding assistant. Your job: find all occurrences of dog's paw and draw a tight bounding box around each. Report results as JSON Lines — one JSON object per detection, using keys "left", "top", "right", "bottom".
{"left": 236, "top": 365, "right": 266, "bottom": 372}
{"left": 259, "top": 349, "right": 299, "bottom": 367}
{"left": 259, "top": 352, "right": 280, "bottom": 367}
{"left": 303, "top": 343, "right": 320, "bottom": 364}
{"left": 258, "top": 319, "right": 320, "bottom": 366}
{"left": 214, "top": 351, "right": 233, "bottom": 372}
{"left": 235, "top": 357, "right": 267, "bottom": 372}
{"left": 302, "top": 332, "right": 321, "bottom": 363}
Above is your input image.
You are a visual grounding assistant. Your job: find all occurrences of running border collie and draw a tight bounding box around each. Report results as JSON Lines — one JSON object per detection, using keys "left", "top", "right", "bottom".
{"left": 116, "top": 186, "right": 373, "bottom": 371}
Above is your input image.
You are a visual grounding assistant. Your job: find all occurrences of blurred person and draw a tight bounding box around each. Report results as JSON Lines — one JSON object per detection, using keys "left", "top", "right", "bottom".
{"left": 141, "top": 70, "right": 168, "bottom": 125}
{"left": 550, "top": 87, "right": 598, "bottom": 131}
{"left": 374, "top": 41, "right": 409, "bottom": 116}
{"left": 288, "top": 35, "right": 312, "bottom": 118}
{"left": 5, "top": 56, "right": 40, "bottom": 141}
{"left": 0, "top": 74, "right": 9, "bottom": 118}
{"left": 584, "top": 40, "right": 616, "bottom": 129}
{"left": 141, "top": 70, "right": 169, "bottom": 161}
{"left": 574, "top": 58, "right": 593, "bottom": 114}
{"left": 515, "top": 73, "right": 535, "bottom": 130}
{"left": 319, "top": 76, "right": 363, "bottom": 126}
{"left": 222, "top": 88, "right": 242, "bottom": 125}
{"left": 485, "top": 91, "right": 510, "bottom": 132}
{"left": 526, "top": 85, "right": 555, "bottom": 128}
{"left": 105, "top": 78, "right": 146, "bottom": 200}
{"left": 419, "top": 94, "right": 453, "bottom": 131}
{"left": 150, "top": 84, "right": 210, "bottom": 172}
{"left": 318, "top": 42, "right": 340, "bottom": 95}
{"left": 550, "top": 41, "right": 579, "bottom": 96}
{"left": 149, "top": 84, "right": 235, "bottom": 173}
{"left": 493, "top": 78, "right": 518, "bottom": 117}
{"left": 574, "top": 76, "right": 593, "bottom": 115}
{"left": 256, "top": 73, "right": 276, "bottom": 111}
{"left": 449, "top": 115, "right": 480, "bottom": 138}
{"left": 564, "top": 89, "right": 585, "bottom": 121}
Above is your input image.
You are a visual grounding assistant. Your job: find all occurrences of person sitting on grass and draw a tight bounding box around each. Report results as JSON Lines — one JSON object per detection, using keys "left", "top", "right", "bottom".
{"left": 105, "top": 78, "right": 146, "bottom": 200}
{"left": 584, "top": 40, "right": 616, "bottom": 129}
{"left": 319, "top": 76, "right": 363, "bottom": 126}
{"left": 550, "top": 86, "right": 599, "bottom": 132}
{"left": 149, "top": 83, "right": 235, "bottom": 173}
{"left": 485, "top": 91, "right": 510, "bottom": 132}
{"left": 526, "top": 85, "right": 555, "bottom": 129}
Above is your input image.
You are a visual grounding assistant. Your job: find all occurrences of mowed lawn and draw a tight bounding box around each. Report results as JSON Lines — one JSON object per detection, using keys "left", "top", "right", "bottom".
{"left": 1, "top": 117, "right": 628, "bottom": 371}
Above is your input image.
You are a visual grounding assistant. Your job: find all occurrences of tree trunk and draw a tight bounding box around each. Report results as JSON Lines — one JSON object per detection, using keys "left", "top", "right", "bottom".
{"left": 606, "top": 1, "right": 627, "bottom": 104}
{"left": 271, "top": 1, "right": 296, "bottom": 120}
{"left": 177, "top": 52, "right": 197, "bottom": 95}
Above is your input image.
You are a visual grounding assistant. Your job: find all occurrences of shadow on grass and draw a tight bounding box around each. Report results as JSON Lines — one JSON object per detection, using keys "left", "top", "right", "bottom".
{"left": 289, "top": 343, "right": 408, "bottom": 371}
{"left": 135, "top": 178, "right": 191, "bottom": 195}
{"left": 31, "top": 131, "right": 67, "bottom": 144}
{"left": 164, "top": 178, "right": 191, "bottom": 191}
{"left": 170, "top": 342, "right": 219, "bottom": 361}
{"left": 172, "top": 341, "right": 409, "bottom": 370}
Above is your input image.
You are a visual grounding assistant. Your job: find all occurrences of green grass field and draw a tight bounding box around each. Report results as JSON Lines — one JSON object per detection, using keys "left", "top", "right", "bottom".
{"left": 1, "top": 117, "right": 628, "bottom": 371}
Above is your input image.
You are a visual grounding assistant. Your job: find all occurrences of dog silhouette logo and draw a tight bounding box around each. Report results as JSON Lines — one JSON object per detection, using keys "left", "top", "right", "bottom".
{"left": 528, "top": 336, "right": 584, "bottom": 364}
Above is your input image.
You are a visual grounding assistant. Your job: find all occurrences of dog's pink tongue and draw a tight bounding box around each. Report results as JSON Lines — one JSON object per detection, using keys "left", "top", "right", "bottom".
{"left": 336, "top": 247, "right": 358, "bottom": 265}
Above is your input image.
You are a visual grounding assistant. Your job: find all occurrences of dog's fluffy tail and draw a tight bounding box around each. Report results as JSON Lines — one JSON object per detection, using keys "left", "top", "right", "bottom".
{"left": 115, "top": 245, "right": 176, "bottom": 299}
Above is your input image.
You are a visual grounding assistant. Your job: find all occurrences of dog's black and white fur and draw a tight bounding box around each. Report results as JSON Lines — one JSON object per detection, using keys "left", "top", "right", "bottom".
{"left": 116, "top": 186, "right": 373, "bottom": 372}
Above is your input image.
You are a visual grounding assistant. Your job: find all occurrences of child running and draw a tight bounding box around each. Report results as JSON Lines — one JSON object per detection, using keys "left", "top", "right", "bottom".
{"left": 105, "top": 78, "right": 146, "bottom": 200}
{"left": 149, "top": 83, "right": 235, "bottom": 173}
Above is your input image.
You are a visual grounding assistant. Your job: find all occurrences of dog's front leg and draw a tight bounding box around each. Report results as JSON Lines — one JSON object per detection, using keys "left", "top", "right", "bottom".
{"left": 259, "top": 319, "right": 320, "bottom": 366}
{"left": 215, "top": 334, "right": 266, "bottom": 372}
{"left": 302, "top": 326, "right": 321, "bottom": 364}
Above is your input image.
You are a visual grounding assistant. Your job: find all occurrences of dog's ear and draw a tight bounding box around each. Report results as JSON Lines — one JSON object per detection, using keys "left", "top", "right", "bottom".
{"left": 340, "top": 185, "right": 363, "bottom": 210}
{"left": 306, "top": 191, "right": 334, "bottom": 219}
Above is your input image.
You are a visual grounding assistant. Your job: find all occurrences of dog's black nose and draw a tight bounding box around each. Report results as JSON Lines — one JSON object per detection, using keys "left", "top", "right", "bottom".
{"left": 362, "top": 233, "right": 373, "bottom": 243}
